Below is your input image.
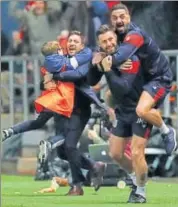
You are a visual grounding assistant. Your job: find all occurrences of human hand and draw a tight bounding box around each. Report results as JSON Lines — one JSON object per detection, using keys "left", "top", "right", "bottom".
{"left": 101, "top": 56, "right": 112, "bottom": 72}
{"left": 120, "top": 59, "right": 132, "bottom": 71}
{"left": 44, "top": 80, "right": 57, "bottom": 91}
{"left": 88, "top": 129, "right": 99, "bottom": 140}
{"left": 44, "top": 73, "right": 53, "bottom": 84}
{"left": 107, "top": 107, "right": 117, "bottom": 127}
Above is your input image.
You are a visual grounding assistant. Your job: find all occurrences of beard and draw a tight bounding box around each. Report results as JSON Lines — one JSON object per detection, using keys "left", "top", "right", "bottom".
{"left": 116, "top": 23, "right": 129, "bottom": 35}
{"left": 105, "top": 46, "right": 117, "bottom": 55}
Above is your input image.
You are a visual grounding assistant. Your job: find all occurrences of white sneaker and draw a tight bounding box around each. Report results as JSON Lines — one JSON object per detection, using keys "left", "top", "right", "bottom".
{"left": 2, "top": 128, "right": 14, "bottom": 141}
{"left": 38, "top": 140, "right": 51, "bottom": 165}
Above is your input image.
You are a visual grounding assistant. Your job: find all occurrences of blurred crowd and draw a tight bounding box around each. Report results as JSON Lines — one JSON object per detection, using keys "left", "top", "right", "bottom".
{"left": 2, "top": 1, "right": 178, "bottom": 57}
{"left": 1, "top": 1, "right": 120, "bottom": 57}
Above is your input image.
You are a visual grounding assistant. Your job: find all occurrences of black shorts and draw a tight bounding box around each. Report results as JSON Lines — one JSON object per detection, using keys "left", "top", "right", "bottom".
{"left": 111, "top": 111, "right": 153, "bottom": 139}
{"left": 143, "top": 80, "right": 171, "bottom": 108}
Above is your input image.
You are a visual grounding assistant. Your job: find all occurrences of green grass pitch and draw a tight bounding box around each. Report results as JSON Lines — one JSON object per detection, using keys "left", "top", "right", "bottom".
{"left": 2, "top": 175, "right": 178, "bottom": 207}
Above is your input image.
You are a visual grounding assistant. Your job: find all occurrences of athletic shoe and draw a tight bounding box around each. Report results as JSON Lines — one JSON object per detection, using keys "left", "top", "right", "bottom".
{"left": 127, "top": 190, "right": 146, "bottom": 203}
{"left": 91, "top": 161, "right": 107, "bottom": 191}
{"left": 127, "top": 183, "right": 137, "bottom": 202}
{"left": 162, "top": 126, "right": 177, "bottom": 155}
{"left": 2, "top": 128, "right": 14, "bottom": 141}
{"left": 38, "top": 140, "right": 51, "bottom": 165}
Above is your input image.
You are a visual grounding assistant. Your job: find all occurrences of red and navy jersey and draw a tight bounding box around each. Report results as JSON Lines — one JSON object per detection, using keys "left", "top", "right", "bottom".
{"left": 88, "top": 52, "right": 145, "bottom": 114}
{"left": 112, "top": 22, "right": 173, "bottom": 83}
{"left": 105, "top": 54, "right": 145, "bottom": 114}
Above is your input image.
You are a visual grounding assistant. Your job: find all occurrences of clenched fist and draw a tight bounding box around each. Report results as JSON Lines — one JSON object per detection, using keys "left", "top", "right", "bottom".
{"left": 120, "top": 59, "right": 132, "bottom": 71}
{"left": 101, "top": 56, "right": 112, "bottom": 72}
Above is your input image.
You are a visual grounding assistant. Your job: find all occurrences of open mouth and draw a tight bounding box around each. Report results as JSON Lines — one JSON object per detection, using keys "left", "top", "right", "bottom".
{"left": 69, "top": 47, "right": 76, "bottom": 52}
{"left": 117, "top": 25, "right": 124, "bottom": 29}
{"left": 116, "top": 23, "right": 125, "bottom": 30}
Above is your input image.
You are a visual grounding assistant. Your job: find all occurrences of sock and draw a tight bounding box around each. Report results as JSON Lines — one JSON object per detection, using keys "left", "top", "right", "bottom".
{"left": 159, "top": 122, "right": 170, "bottom": 134}
{"left": 128, "top": 172, "right": 137, "bottom": 186}
{"left": 136, "top": 186, "right": 146, "bottom": 198}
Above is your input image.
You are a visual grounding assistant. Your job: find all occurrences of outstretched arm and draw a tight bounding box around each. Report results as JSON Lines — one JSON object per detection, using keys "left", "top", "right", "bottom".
{"left": 52, "top": 62, "right": 90, "bottom": 82}
{"left": 112, "top": 31, "right": 144, "bottom": 66}
{"left": 44, "top": 47, "right": 92, "bottom": 73}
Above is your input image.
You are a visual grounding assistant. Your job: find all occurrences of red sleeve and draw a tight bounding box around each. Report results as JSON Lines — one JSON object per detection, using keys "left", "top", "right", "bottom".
{"left": 112, "top": 31, "right": 144, "bottom": 66}
{"left": 120, "top": 61, "right": 140, "bottom": 74}
{"left": 124, "top": 33, "right": 144, "bottom": 48}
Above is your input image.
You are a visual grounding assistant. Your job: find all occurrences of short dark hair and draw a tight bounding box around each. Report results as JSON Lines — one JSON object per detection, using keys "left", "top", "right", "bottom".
{"left": 96, "top": 24, "right": 115, "bottom": 38}
{"left": 110, "top": 3, "right": 129, "bottom": 14}
{"left": 68, "top": 30, "right": 85, "bottom": 44}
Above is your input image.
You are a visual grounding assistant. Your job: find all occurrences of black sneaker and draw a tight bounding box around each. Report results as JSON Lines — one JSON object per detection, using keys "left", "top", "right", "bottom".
{"left": 2, "top": 128, "right": 14, "bottom": 141}
{"left": 162, "top": 126, "right": 177, "bottom": 155}
{"left": 91, "top": 161, "right": 107, "bottom": 191}
{"left": 38, "top": 140, "right": 51, "bottom": 165}
{"left": 127, "top": 191, "right": 146, "bottom": 203}
{"left": 127, "top": 183, "right": 137, "bottom": 202}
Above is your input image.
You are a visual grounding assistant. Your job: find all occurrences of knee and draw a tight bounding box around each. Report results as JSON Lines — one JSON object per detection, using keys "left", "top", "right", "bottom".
{"left": 131, "top": 148, "right": 140, "bottom": 160}
{"left": 136, "top": 105, "right": 147, "bottom": 118}
{"left": 131, "top": 145, "right": 145, "bottom": 161}
{"left": 109, "top": 149, "right": 123, "bottom": 162}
